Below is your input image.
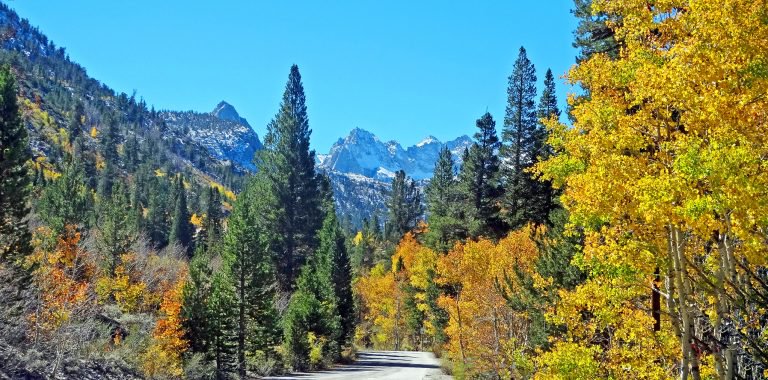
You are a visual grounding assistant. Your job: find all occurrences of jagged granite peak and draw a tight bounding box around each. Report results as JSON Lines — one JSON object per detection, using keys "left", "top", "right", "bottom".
{"left": 318, "top": 128, "right": 473, "bottom": 181}
{"left": 416, "top": 135, "right": 440, "bottom": 147}
{"left": 211, "top": 100, "right": 250, "bottom": 127}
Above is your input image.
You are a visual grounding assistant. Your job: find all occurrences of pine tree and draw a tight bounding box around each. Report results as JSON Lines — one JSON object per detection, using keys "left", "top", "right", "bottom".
{"left": 183, "top": 247, "right": 213, "bottom": 355}
{"left": 208, "top": 265, "right": 238, "bottom": 379}
{"left": 97, "top": 183, "right": 137, "bottom": 275}
{"left": 572, "top": 0, "right": 620, "bottom": 62}
{"left": 67, "top": 101, "right": 84, "bottom": 144}
{"left": 256, "top": 64, "right": 323, "bottom": 292}
{"left": 318, "top": 204, "right": 355, "bottom": 346}
{"left": 0, "top": 67, "right": 31, "bottom": 271}
{"left": 124, "top": 133, "right": 139, "bottom": 172}
{"left": 457, "top": 112, "right": 504, "bottom": 239}
{"left": 200, "top": 186, "right": 223, "bottom": 251}
{"left": 169, "top": 175, "right": 194, "bottom": 256}
{"left": 424, "top": 147, "right": 462, "bottom": 252}
{"left": 223, "top": 184, "right": 279, "bottom": 379}
{"left": 386, "top": 170, "right": 423, "bottom": 242}
{"left": 283, "top": 248, "right": 341, "bottom": 369}
{"left": 146, "top": 176, "right": 170, "bottom": 248}
{"left": 501, "top": 46, "right": 544, "bottom": 229}
{"left": 98, "top": 117, "right": 119, "bottom": 198}
{"left": 529, "top": 68, "right": 561, "bottom": 226}
{"left": 37, "top": 161, "right": 90, "bottom": 234}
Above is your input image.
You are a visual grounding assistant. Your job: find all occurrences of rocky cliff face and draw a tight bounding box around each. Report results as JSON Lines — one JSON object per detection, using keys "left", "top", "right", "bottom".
{"left": 160, "top": 102, "right": 262, "bottom": 171}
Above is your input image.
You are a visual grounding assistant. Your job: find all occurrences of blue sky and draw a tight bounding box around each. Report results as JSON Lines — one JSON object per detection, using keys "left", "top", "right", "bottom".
{"left": 9, "top": 1, "right": 579, "bottom": 152}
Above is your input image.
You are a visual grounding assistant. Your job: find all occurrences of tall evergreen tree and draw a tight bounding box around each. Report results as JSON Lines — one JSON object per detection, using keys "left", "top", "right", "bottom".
{"left": 223, "top": 184, "right": 280, "bottom": 379}
{"left": 97, "top": 183, "right": 137, "bottom": 275}
{"left": 424, "top": 147, "right": 462, "bottom": 252}
{"left": 169, "top": 175, "right": 194, "bottom": 256}
{"left": 529, "top": 68, "right": 561, "bottom": 226}
{"left": 572, "top": 0, "right": 620, "bottom": 62}
{"left": 183, "top": 247, "right": 214, "bottom": 355}
{"left": 283, "top": 250, "right": 341, "bottom": 369}
{"left": 457, "top": 112, "right": 504, "bottom": 239}
{"left": 500, "top": 46, "right": 542, "bottom": 229}
{"left": 208, "top": 265, "right": 238, "bottom": 379}
{"left": 98, "top": 117, "right": 119, "bottom": 198}
{"left": 0, "top": 67, "right": 32, "bottom": 345}
{"left": 385, "top": 170, "right": 422, "bottom": 242}
{"left": 200, "top": 186, "right": 223, "bottom": 250}
{"left": 146, "top": 176, "right": 170, "bottom": 248}
{"left": 318, "top": 204, "right": 355, "bottom": 346}
{"left": 0, "top": 67, "right": 31, "bottom": 271}
{"left": 256, "top": 64, "right": 323, "bottom": 292}
{"left": 67, "top": 101, "right": 84, "bottom": 144}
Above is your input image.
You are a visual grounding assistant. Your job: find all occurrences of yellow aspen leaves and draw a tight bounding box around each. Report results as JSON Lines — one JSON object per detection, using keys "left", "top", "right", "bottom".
{"left": 536, "top": 0, "right": 768, "bottom": 378}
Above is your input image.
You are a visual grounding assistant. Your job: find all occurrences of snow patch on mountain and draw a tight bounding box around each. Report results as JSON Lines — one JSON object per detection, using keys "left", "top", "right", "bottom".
{"left": 160, "top": 103, "right": 261, "bottom": 171}
{"left": 318, "top": 128, "right": 472, "bottom": 181}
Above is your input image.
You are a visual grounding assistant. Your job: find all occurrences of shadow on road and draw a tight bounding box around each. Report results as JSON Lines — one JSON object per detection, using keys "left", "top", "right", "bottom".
{"left": 265, "top": 351, "right": 446, "bottom": 379}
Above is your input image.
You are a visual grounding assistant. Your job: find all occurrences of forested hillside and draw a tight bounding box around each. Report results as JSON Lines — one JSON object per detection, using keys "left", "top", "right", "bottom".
{"left": 1, "top": 0, "right": 767, "bottom": 379}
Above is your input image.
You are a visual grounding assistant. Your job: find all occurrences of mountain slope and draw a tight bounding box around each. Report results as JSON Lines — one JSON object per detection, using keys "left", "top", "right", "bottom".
{"left": 160, "top": 102, "right": 262, "bottom": 171}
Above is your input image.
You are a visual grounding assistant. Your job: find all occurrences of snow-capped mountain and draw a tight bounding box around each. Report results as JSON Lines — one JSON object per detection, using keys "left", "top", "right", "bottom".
{"left": 318, "top": 127, "right": 472, "bottom": 181}
{"left": 316, "top": 128, "right": 473, "bottom": 226}
{"left": 160, "top": 102, "right": 262, "bottom": 171}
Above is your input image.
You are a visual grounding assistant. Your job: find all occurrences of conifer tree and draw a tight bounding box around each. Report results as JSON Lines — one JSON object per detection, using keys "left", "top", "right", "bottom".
{"left": 319, "top": 204, "right": 355, "bottom": 346}
{"left": 529, "top": 68, "right": 561, "bottom": 226}
{"left": 0, "top": 67, "right": 31, "bottom": 269}
{"left": 183, "top": 247, "right": 213, "bottom": 355}
{"left": 98, "top": 117, "right": 119, "bottom": 198}
{"left": 97, "top": 183, "right": 137, "bottom": 275}
{"left": 208, "top": 265, "right": 238, "bottom": 379}
{"left": 283, "top": 244, "right": 341, "bottom": 369}
{"left": 256, "top": 65, "right": 323, "bottom": 292}
{"left": 200, "top": 186, "right": 223, "bottom": 250}
{"left": 424, "top": 147, "right": 461, "bottom": 252}
{"left": 501, "top": 47, "right": 544, "bottom": 229}
{"left": 386, "top": 170, "right": 422, "bottom": 242}
{"left": 169, "top": 175, "right": 194, "bottom": 256}
{"left": 67, "top": 101, "right": 84, "bottom": 144}
{"left": 457, "top": 112, "right": 504, "bottom": 239}
{"left": 37, "top": 161, "right": 90, "bottom": 234}
{"left": 572, "top": 0, "right": 620, "bottom": 62}
{"left": 223, "top": 184, "right": 279, "bottom": 379}
{"left": 146, "top": 176, "right": 170, "bottom": 248}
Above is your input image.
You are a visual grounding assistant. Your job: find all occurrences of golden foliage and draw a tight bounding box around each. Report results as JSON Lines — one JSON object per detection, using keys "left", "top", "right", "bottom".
{"left": 141, "top": 272, "right": 189, "bottom": 379}
{"left": 437, "top": 227, "right": 540, "bottom": 378}
{"left": 190, "top": 213, "right": 204, "bottom": 227}
{"left": 28, "top": 226, "right": 95, "bottom": 335}
{"left": 535, "top": 0, "right": 768, "bottom": 377}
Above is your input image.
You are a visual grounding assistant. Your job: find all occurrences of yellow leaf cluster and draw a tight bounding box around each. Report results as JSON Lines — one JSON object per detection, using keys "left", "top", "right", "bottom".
{"left": 535, "top": 0, "right": 768, "bottom": 377}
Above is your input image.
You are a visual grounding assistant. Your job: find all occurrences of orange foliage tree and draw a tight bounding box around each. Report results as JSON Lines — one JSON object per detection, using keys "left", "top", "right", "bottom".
{"left": 436, "top": 227, "right": 541, "bottom": 378}
{"left": 29, "top": 225, "right": 95, "bottom": 337}
{"left": 141, "top": 270, "right": 189, "bottom": 378}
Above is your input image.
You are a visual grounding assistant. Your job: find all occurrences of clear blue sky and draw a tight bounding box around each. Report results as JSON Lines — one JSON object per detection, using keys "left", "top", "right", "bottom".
{"left": 8, "top": 1, "right": 579, "bottom": 152}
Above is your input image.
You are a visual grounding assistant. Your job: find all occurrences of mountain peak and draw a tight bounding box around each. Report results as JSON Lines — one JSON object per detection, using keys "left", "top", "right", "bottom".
{"left": 416, "top": 135, "right": 440, "bottom": 147}
{"left": 211, "top": 101, "right": 250, "bottom": 127}
{"left": 346, "top": 127, "right": 379, "bottom": 142}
